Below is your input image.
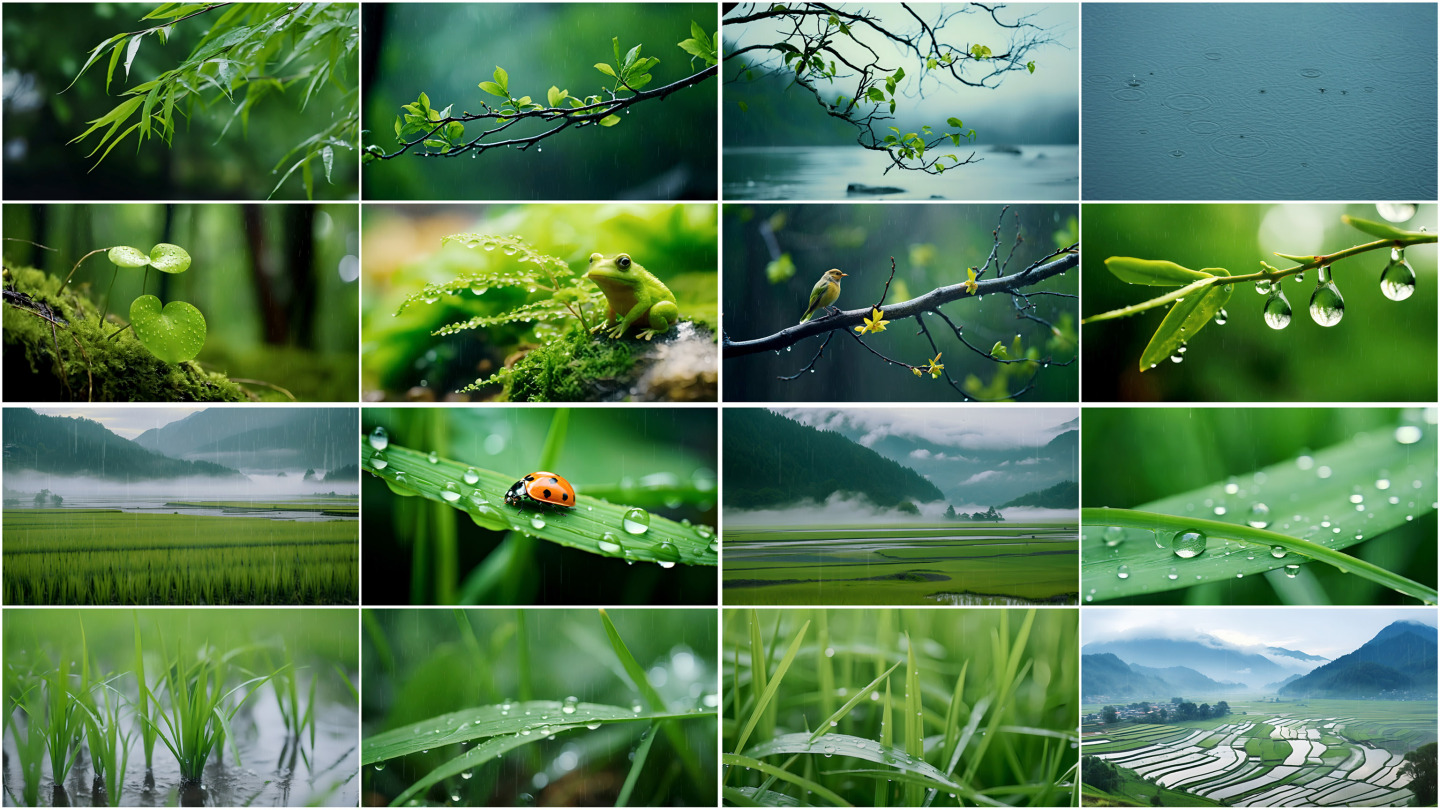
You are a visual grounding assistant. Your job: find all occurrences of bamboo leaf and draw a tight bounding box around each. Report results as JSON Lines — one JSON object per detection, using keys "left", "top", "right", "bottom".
{"left": 361, "top": 439, "right": 716, "bottom": 567}
{"left": 1082, "top": 424, "right": 1438, "bottom": 602}
{"left": 1138, "top": 268, "right": 1232, "bottom": 370}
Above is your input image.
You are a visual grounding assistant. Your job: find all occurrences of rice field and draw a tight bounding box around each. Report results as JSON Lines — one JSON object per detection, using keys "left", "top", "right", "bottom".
{"left": 3, "top": 509, "right": 358, "bottom": 605}
{"left": 1082, "top": 700, "right": 1436, "bottom": 806}
{"left": 723, "top": 523, "right": 1078, "bottom": 605}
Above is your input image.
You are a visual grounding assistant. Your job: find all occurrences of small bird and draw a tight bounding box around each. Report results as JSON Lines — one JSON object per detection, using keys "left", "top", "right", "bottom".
{"left": 800, "top": 268, "right": 847, "bottom": 323}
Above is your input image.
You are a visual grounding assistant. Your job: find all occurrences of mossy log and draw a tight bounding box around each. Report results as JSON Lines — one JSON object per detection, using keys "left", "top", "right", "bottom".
{"left": 503, "top": 321, "right": 718, "bottom": 402}
{"left": 3, "top": 265, "right": 246, "bottom": 401}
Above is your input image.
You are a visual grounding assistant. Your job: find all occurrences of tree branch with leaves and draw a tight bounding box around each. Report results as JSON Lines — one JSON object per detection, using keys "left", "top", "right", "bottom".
{"left": 723, "top": 2, "right": 1057, "bottom": 175}
{"left": 724, "top": 207, "right": 1079, "bottom": 401}
{"left": 364, "top": 22, "right": 718, "bottom": 162}
{"left": 1084, "top": 215, "right": 1435, "bottom": 371}
{"left": 65, "top": 2, "right": 359, "bottom": 199}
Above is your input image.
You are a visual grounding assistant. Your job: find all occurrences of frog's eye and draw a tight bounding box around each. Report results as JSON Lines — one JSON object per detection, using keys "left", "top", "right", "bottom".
{"left": 616, "top": 254, "right": 632, "bottom": 269}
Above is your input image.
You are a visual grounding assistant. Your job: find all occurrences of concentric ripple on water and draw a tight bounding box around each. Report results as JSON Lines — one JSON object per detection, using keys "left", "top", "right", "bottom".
{"left": 1210, "top": 133, "right": 1271, "bottom": 158}
{"left": 1164, "top": 93, "right": 1212, "bottom": 112}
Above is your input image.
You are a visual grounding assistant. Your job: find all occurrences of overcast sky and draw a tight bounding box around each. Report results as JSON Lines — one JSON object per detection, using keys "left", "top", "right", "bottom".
{"left": 727, "top": 3, "right": 1078, "bottom": 123}
{"left": 1084, "top": 606, "right": 1436, "bottom": 660}
{"left": 34, "top": 407, "right": 201, "bottom": 439}
{"left": 778, "top": 407, "right": 1077, "bottom": 450}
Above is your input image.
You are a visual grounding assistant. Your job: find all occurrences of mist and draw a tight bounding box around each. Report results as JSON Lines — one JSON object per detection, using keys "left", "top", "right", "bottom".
{"left": 725, "top": 492, "right": 1074, "bottom": 526}
{"left": 5, "top": 471, "right": 359, "bottom": 501}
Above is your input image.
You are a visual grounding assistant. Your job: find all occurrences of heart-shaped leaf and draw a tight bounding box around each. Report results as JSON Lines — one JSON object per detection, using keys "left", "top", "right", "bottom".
{"left": 129, "top": 295, "right": 206, "bottom": 363}
{"left": 148, "top": 243, "right": 191, "bottom": 273}
{"left": 107, "top": 246, "right": 150, "bottom": 267}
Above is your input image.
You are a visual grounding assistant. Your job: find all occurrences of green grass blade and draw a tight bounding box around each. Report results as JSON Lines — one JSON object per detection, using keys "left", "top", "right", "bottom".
{"left": 903, "top": 636, "right": 922, "bottom": 805}
{"left": 361, "top": 437, "right": 716, "bottom": 566}
{"left": 940, "top": 659, "right": 969, "bottom": 767}
{"left": 722, "top": 754, "right": 851, "bottom": 807}
{"left": 615, "top": 721, "right": 658, "bottom": 807}
{"left": 808, "top": 660, "right": 902, "bottom": 743}
{"left": 825, "top": 770, "right": 1004, "bottom": 807}
{"left": 877, "top": 680, "right": 893, "bottom": 807}
{"left": 745, "top": 733, "right": 964, "bottom": 793}
{"left": 732, "top": 620, "right": 809, "bottom": 761}
{"left": 1085, "top": 508, "right": 1437, "bottom": 603}
{"left": 363, "top": 701, "right": 705, "bottom": 764}
{"left": 1083, "top": 424, "right": 1436, "bottom": 602}
{"left": 723, "top": 786, "right": 808, "bottom": 806}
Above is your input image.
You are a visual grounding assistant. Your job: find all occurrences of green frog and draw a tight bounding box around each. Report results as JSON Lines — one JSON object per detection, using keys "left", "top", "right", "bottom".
{"left": 584, "top": 252, "right": 681, "bottom": 340}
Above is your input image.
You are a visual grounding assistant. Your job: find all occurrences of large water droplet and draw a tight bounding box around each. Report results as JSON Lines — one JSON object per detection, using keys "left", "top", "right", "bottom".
{"left": 1172, "top": 530, "right": 1207, "bottom": 558}
{"left": 1255, "top": 278, "right": 1276, "bottom": 295}
{"left": 1247, "top": 502, "right": 1271, "bottom": 528}
{"left": 1214, "top": 308, "right": 1228, "bottom": 325}
{"left": 370, "top": 451, "right": 388, "bottom": 471}
{"left": 1284, "top": 563, "right": 1301, "bottom": 578}
{"left": 598, "top": 532, "right": 625, "bottom": 556}
{"left": 1263, "top": 290, "right": 1292, "bottom": 329}
{"left": 1395, "top": 425, "right": 1423, "bottom": 444}
{"left": 622, "top": 507, "right": 650, "bottom": 534}
{"left": 441, "top": 482, "right": 462, "bottom": 502}
{"left": 1308, "top": 281, "right": 1344, "bottom": 326}
{"left": 1102, "top": 526, "right": 1125, "bottom": 547}
{"left": 461, "top": 770, "right": 474, "bottom": 780}
{"left": 530, "top": 515, "right": 546, "bottom": 530}
{"left": 463, "top": 467, "right": 480, "bottom": 485}
{"left": 427, "top": 450, "right": 440, "bottom": 464}
{"left": 1380, "top": 248, "right": 1417, "bottom": 301}
{"left": 562, "top": 696, "right": 579, "bottom": 714}
{"left": 1116, "top": 564, "right": 1131, "bottom": 579}
{"left": 369, "top": 426, "right": 390, "bottom": 450}
{"left": 1270, "top": 545, "right": 1286, "bottom": 558}
{"left": 654, "top": 541, "right": 681, "bottom": 568}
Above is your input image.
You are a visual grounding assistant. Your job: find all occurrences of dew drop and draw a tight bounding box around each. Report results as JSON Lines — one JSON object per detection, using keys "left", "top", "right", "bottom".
{"left": 1270, "top": 545, "right": 1286, "bottom": 559}
{"left": 1308, "top": 281, "right": 1344, "bottom": 326}
{"left": 562, "top": 696, "right": 579, "bottom": 714}
{"left": 654, "top": 540, "right": 681, "bottom": 568}
{"left": 622, "top": 507, "right": 651, "bottom": 534}
{"left": 1255, "top": 278, "right": 1276, "bottom": 295}
{"left": 598, "top": 532, "right": 625, "bottom": 556}
{"left": 1376, "top": 477, "right": 1392, "bottom": 490}
{"left": 373, "top": 762, "right": 386, "bottom": 771}
{"left": 1102, "top": 526, "right": 1125, "bottom": 548}
{"left": 1263, "top": 290, "right": 1292, "bottom": 329}
{"left": 427, "top": 450, "right": 440, "bottom": 464}
{"left": 586, "top": 722, "right": 600, "bottom": 730}
{"left": 1116, "top": 564, "right": 1131, "bottom": 579}
{"left": 530, "top": 515, "right": 547, "bottom": 530}
{"left": 1167, "top": 567, "right": 1178, "bottom": 580}
{"left": 370, "top": 451, "right": 388, "bottom": 471}
{"left": 463, "top": 467, "right": 480, "bottom": 485}
{"left": 1247, "top": 502, "right": 1270, "bottom": 528}
{"left": 1214, "top": 308, "right": 1228, "bottom": 325}
{"left": 1171, "top": 530, "right": 1207, "bottom": 558}
{"left": 1284, "top": 563, "right": 1301, "bottom": 577}
{"left": 823, "top": 744, "right": 836, "bottom": 757}
{"left": 369, "top": 426, "right": 390, "bottom": 450}
{"left": 441, "top": 482, "right": 462, "bottom": 502}
{"left": 1395, "top": 425, "right": 1423, "bottom": 444}
{"left": 1213, "top": 505, "right": 1227, "bottom": 516}
{"left": 461, "top": 770, "right": 474, "bottom": 780}
{"left": 1380, "top": 248, "right": 1417, "bottom": 301}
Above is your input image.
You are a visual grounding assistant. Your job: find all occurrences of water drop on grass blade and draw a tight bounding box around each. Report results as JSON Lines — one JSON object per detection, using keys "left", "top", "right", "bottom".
{"left": 441, "top": 482, "right": 461, "bottom": 502}
{"left": 369, "top": 426, "right": 389, "bottom": 450}
{"left": 1247, "top": 502, "right": 1271, "bottom": 528}
{"left": 1102, "top": 526, "right": 1125, "bottom": 547}
{"left": 1116, "top": 564, "right": 1130, "bottom": 579}
{"left": 1172, "top": 530, "right": 1207, "bottom": 558}
{"left": 370, "top": 451, "right": 387, "bottom": 471}
{"left": 463, "top": 467, "right": 480, "bottom": 485}
{"left": 622, "top": 507, "right": 650, "bottom": 534}
{"left": 427, "top": 450, "right": 439, "bottom": 464}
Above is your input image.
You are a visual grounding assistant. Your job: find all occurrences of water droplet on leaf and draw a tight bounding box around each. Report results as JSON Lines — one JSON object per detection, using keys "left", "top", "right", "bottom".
{"left": 1172, "top": 530, "right": 1207, "bottom": 558}
{"left": 1263, "top": 290, "right": 1292, "bottom": 329}
{"left": 1308, "top": 281, "right": 1344, "bottom": 326}
{"left": 369, "top": 426, "right": 390, "bottom": 450}
{"left": 622, "top": 507, "right": 650, "bottom": 534}
{"left": 1380, "top": 248, "right": 1416, "bottom": 301}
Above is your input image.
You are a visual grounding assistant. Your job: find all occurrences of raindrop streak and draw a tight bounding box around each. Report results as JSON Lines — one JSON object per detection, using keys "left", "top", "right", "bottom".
{"left": 1263, "top": 290, "right": 1293, "bottom": 329}
{"left": 368, "top": 426, "right": 389, "bottom": 450}
{"left": 1172, "top": 530, "right": 1207, "bottom": 558}
{"left": 1310, "top": 281, "right": 1345, "bottom": 327}
{"left": 1247, "top": 502, "right": 1271, "bottom": 528}
{"left": 441, "top": 482, "right": 462, "bottom": 502}
{"left": 622, "top": 508, "right": 651, "bottom": 534}
{"left": 1381, "top": 247, "right": 1417, "bottom": 301}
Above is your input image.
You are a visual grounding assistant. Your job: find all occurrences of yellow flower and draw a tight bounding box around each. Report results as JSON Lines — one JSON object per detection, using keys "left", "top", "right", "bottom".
{"left": 925, "top": 352, "right": 945, "bottom": 378}
{"left": 964, "top": 267, "right": 980, "bottom": 295}
{"left": 912, "top": 367, "right": 923, "bottom": 377}
{"left": 855, "top": 307, "right": 890, "bottom": 335}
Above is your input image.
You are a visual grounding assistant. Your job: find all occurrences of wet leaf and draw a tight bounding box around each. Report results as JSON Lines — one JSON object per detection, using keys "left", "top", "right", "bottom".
{"left": 129, "top": 295, "right": 206, "bottom": 363}
{"left": 1104, "top": 257, "right": 1214, "bottom": 286}
{"left": 1138, "top": 268, "right": 1231, "bottom": 370}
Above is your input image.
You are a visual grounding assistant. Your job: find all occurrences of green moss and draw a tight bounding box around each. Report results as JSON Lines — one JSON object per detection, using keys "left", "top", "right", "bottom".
{"left": 504, "top": 327, "right": 635, "bottom": 402}
{"left": 3, "top": 265, "right": 246, "bottom": 401}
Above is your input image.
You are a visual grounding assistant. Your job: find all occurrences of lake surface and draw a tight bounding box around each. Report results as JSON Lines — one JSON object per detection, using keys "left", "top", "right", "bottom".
{"left": 724, "top": 144, "right": 1078, "bottom": 200}
{"left": 1082, "top": 3, "right": 1437, "bottom": 199}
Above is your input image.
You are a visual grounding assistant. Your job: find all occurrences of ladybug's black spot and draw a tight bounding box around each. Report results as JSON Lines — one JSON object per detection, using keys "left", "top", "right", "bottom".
{"left": 562, "top": 493, "right": 570, "bottom": 501}
{"left": 542, "top": 489, "right": 553, "bottom": 498}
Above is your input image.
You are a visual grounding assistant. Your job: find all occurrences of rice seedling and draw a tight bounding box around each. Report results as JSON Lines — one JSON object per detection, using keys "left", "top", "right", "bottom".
{"left": 3, "top": 662, "right": 48, "bottom": 806}
{"left": 148, "top": 636, "right": 277, "bottom": 782}
{"left": 363, "top": 607, "right": 717, "bottom": 806}
{"left": 724, "top": 608, "right": 1080, "bottom": 807}
{"left": 41, "top": 656, "right": 83, "bottom": 794}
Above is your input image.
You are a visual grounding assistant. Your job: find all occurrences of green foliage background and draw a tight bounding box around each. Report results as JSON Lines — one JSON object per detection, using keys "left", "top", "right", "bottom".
{"left": 1083, "top": 407, "right": 1437, "bottom": 605}
{"left": 3, "top": 203, "right": 359, "bottom": 401}
{"left": 361, "top": 203, "right": 717, "bottom": 400}
{"left": 362, "top": 3, "right": 717, "bottom": 200}
{"left": 2, "top": 3, "right": 358, "bottom": 200}
{"left": 1082, "top": 203, "right": 1438, "bottom": 401}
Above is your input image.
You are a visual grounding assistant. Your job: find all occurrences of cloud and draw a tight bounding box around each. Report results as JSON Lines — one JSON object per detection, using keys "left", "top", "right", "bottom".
{"left": 961, "top": 470, "right": 1003, "bottom": 485}
{"left": 777, "top": 407, "right": 1079, "bottom": 451}
{"left": 909, "top": 448, "right": 931, "bottom": 460}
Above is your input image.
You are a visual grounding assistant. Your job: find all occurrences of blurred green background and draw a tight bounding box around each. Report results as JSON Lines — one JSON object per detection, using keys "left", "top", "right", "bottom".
{"left": 3, "top": 203, "right": 359, "bottom": 401}
{"left": 1082, "top": 203, "right": 1438, "bottom": 401}
{"left": 361, "top": 203, "right": 717, "bottom": 401}
{"left": 2, "top": 3, "right": 358, "bottom": 200}
{"left": 362, "top": 407, "right": 717, "bottom": 605}
{"left": 1083, "top": 407, "right": 1437, "bottom": 605}
{"left": 362, "top": 607, "right": 716, "bottom": 806}
{"left": 361, "top": 3, "right": 717, "bottom": 200}
{"left": 722, "top": 203, "right": 1079, "bottom": 401}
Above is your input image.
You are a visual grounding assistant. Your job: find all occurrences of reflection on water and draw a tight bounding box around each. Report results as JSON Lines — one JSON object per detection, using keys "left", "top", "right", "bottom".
{"left": 1083, "top": 3, "right": 1437, "bottom": 199}
{"left": 724, "top": 144, "right": 1078, "bottom": 200}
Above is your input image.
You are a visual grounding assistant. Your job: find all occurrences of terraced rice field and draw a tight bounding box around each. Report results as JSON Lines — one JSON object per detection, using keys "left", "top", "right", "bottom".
{"left": 1083, "top": 702, "right": 1435, "bottom": 806}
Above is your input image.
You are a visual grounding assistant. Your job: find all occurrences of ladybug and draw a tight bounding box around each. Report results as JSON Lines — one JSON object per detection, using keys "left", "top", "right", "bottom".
{"left": 504, "top": 471, "right": 576, "bottom": 509}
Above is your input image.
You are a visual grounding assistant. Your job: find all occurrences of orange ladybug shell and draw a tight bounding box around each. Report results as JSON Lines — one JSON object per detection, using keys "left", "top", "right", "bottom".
{"left": 505, "top": 471, "right": 576, "bottom": 508}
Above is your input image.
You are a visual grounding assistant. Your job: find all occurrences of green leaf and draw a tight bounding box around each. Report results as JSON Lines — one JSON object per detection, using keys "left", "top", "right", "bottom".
{"left": 147, "top": 243, "right": 191, "bottom": 273}
{"left": 599, "top": 114, "right": 621, "bottom": 127}
{"left": 737, "top": 100, "right": 749, "bottom": 113}
{"left": 493, "top": 66, "right": 508, "bottom": 93}
{"left": 723, "top": 754, "right": 850, "bottom": 807}
{"left": 321, "top": 145, "right": 335, "bottom": 182}
{"left": 732, "top": 620, "right": 808, "bottom": 760}
{"left": 105, "top": 37, "right": 127, "bottom": 94}
{"left": 1138, "top": 269, "right": 1232, "bottom": 370}
{"left": 128, "top": 295, "right": 206, "bottom": 363}
{"left": 359, "top": 439, "right": 716, "bottom": 566}
{"left": 744, "top": 734, "right": 968, "bottom": 795}
{"left": 594, "top": 62, "right": 616, "bottom": 78}
{"left": 969, "top": 44, "right": 992, "bottom": 60}
{"left": 478, "top": 81, "right": 505, "bottom": 97}
{"left": 866, "top": 87, "right": 885, "bottom": 103}
{"left": 1026, "top": 60, "right": 1036, "bottom": 74}
{"left": 1082, "top": 425, "right": 1438, "bottom": 603}
{"left": 946, "top": 117, "right": 963, "bottom": 128}
{"left": 106, "top": 246, "right": 150, "bottom": 268}
{"left": 546, "top": 85, "right": 566, "bottom": 107}
{"left": 443, "top": 122, "right": 463, "bottom": 143}
{"left": 1342, "top": 214, "right": 1423, "bottom": 241}
{"left": 1104, "top": 256, "right": 1215, "bottom": 286}
{"left": 124, "top": 34, "right": 144, "bottom": 80}
{"left": 765, "top": 253, "right": 795, "bottom": 284}
{"left": 362, "top": 700, "right": 700, "bottom": 764}
{"left": 623, "top": 43, "right": 642, "bottom": 71}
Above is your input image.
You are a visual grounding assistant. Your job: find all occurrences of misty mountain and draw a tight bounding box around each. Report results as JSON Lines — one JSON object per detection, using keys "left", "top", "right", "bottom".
{"left": 1081, "top": 634, "right": 1321, "bottom": 689}
{"left": 1281, "top": 620, "right": 1437, "bottom": 699}
{"left": 134, "top": 408, "right": 358, "bottom": 473}
{"left": 1264, "top": 645, "right": 1329, "bottom": 663}
{"left": 1001, "top": 480, "right": 1077, "bottom": 509}
{"left": 1082, "top": 653, "right": 1243, "bottom": 700}
{"left": 723, "top": 409, "right": 944, "bottom": 509}
{"left": 2, "top": 409, "right": 242, "bottom": 481}
{"left": 1264, "top": 674, "right": 1303, "bottom": 692}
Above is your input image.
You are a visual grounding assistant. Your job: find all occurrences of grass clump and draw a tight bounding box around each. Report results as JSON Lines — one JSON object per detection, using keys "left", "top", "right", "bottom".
{"left": 724, "top": 608, "right": 1079, "bottom": 807}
